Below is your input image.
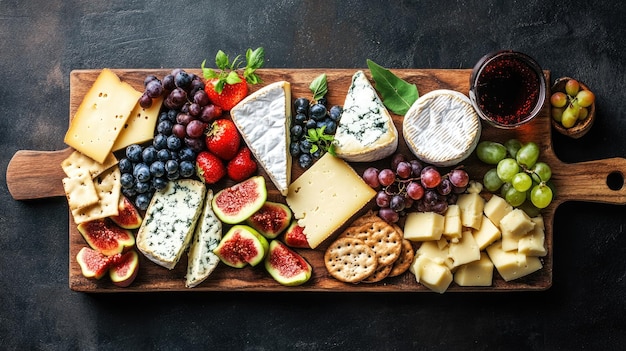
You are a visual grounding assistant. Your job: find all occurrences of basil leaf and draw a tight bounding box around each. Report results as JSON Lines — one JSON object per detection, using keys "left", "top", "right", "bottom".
{"left": 366, "top": 59, "right": 419, "bottom": 115}
{"left": 309, "top": 74, "right": 328, "bottom": 101}
{"left": 215, "top": 50, "right": 229, "bottom": 70}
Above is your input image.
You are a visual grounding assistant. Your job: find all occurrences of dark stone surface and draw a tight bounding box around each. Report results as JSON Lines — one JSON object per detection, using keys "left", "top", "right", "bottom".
{"left": 1, "top": 0, "right": 625, "bottom": 349}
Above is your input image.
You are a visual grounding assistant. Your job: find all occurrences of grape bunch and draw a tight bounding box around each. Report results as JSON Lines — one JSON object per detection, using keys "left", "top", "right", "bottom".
{"left": 362, "top": 153, "right": 470, "bottom": 223}
{"left": 289, "top": 96, "right": 342, "bottom": 168}
{"left": 477, "top": 139, "right": 554, "bottom": 211}
{"left": 550, "top": 78, "right": 595, "bottom": 129}
{"left": 141, "top": 69, "right": 223, "bottom": 153}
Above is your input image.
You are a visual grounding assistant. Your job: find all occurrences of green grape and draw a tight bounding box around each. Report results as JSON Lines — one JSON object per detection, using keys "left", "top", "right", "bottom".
{"left": 550, "top": 92, "right": 568, "bottom": 108}
{"left": 497, "top": 158, "right": 520, "bottom": 183}
{"left": 552, "top": 107, "right": 564, "bottom": 122}
{"left": 500, "top": 182, "right": 512, "bottom": 198}
{"left": 483, "top": 168, "right": 504, "bottom": 192}
{"left": 504, "top": 139, "right": 522, "bottom": 159}
{"left": 476, "top": 141, "right": 507, "bottom": 165}
{"left": 576, "top": 89, "right": 595, "bottom": 107}
{"left": 561, "top": 104, "right": 579, "bottom": 128}
{"left": 511, "top": 172, "right": 532, "bottom": 192}
{"left": 505, "top": 186, "right": 526, "bottom": 207}
{"left": 531, "top": 162, "right": 552, "bottom": 183}
{"left": 578, "top": 107, "right": 589, "bottom": 120}
{"left": 516, "top": 142, "right": 540, "bottom": 169}
{"left": 530, "top": 184, "right": 553, "bottom": 209}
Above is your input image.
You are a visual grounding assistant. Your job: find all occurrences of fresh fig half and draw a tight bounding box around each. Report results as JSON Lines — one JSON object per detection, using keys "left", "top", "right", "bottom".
{"left": 77, "top": 218, "right": 135, "bottom": 256}
{"left": 246, "top": 201, "right": 292, "bottom": 239}
{"left": 282, "top": 221, "right": 311, "bottom": 249}
{"left": 212, "top": 176, "right": 267, "bottom": 224}
{"left": 76, "top": 247, "right": 116, "bottom": 280}
{"left": 109, "top": 195, "right": 143, "bottom": 229}
{"left": 265, "top": 240, "right": 312, "bottom": 286}
{"left": 213, "top": 225, "right": 269, "bottom": 268}
{"left": 109, "top": 250, "right": 139, "bottom": 287}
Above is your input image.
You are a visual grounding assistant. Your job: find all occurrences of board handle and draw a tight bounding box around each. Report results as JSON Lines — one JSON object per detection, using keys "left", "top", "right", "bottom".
{"left": 552, "top": 157, "right": 626, "bottom": 205}
{"left": 6, "top": 148, "right": 73, "bottom": 200}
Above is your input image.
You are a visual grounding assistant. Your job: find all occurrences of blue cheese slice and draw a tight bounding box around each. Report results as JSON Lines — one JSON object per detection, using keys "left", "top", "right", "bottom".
{"left": 136, "top": 179, "right": 206, "bottom": 270}
{"left": 403, "top": 89, "right": 481, "bottom": 167}
{"left": 230, "top": 81, "right": 292, "bottom": 195}
{"left": 185, "top": 189, "right": 222, "bottom": 288}
{"left": 333, "top": 70, "right": 398, "bottom": 162}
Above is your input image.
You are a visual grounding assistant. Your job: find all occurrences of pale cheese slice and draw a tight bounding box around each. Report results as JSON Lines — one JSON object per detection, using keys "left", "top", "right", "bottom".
{"left": 112, "top": 96, "right": 164, "bottom": 151}
{"left": 64, "top": 68, "right": 142, "bottom": 163}
{"left": 286, "top": 153, "right": 376, "bottom": 249}
{"left": 230, "top": 81, "right": 292, "bottom": 195}
{"left": 403, "top": 89, "right": 481, "bottom": 167}
{"left": 186, "top": 189, "right": 222, "bottom": 288}
{"left": 333, "top": 70, "right": 398, "bottom": 162}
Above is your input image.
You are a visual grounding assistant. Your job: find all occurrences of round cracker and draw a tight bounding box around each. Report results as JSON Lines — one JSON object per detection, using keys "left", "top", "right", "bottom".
{"left": 388, "top": 239, "right": 415, "bottom": 277}
{"left": 324, "top": 237, "right": 378, "bottom": 283}
{"left": 340, "top": 221, "right": 402, "bottom": 267}
{"left": 362, "top": 263, "right": 393, "bottom": 283}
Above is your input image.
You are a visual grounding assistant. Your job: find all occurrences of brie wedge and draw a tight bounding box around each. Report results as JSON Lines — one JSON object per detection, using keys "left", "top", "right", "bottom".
{"left": 230, "top": 81, "right": 292, "bottom": 195}
{"left": 403, "top": 90, "right": 481, "bottom": 167}
{"left": 333, "top": 70, "right": 398, "bottom": 162}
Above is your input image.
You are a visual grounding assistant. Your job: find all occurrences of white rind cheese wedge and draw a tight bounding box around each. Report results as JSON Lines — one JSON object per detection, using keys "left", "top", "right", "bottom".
{"left": 136, "top": 179, "right": 206, "bottom": 270}
{"left": 185, "top": 189, "right": 222, "bottom": 288}
{"left": 403, "top": 89, "right": 481, "bottom": 167}
{"left": 333, "top": 70, "right": 398, "bottom": 162}
{"left": 230, "top": 81, "right": 292, "bottom": 195}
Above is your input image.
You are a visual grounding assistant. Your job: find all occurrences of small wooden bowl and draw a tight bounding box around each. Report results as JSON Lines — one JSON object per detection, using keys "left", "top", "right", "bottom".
{"left": 550, "top": 77, "right": 596, "bottom": 139}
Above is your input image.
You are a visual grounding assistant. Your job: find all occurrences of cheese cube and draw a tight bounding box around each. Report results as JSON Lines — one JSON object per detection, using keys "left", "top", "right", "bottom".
{"left": 404, "top": 211, "right": 445, "bottom": 241}
{"left": 286, "top": 153, "right": 376, "bottom": 249}
{"left": 499, "top": 209, "right": 535, "bottom": 238}
{"left": 413, "top": 240, "right": 452, "bottom": 268}
{"left": 454, "top": 252, "right": 494, "bottom": 286}
{"left": 483, "top": 195, "right": 512, "bottom": 227}
{"left": 518, "top": 217, "right": 547, "bottom": 257}
{"left": 486, "top": 241, "right": 543, "bottom": 281}
{"left": 456, "top": 193, "right": 484, "bottom": 230}
{"left": 443, "top": 204, "right": 462, "bottom": 240}
{"left": 501, "top": 228, "right": 519, "bottom": 252}
{"left": 473, "top": 215, "right": 501, "bottom": 250}
{"left": 448, "top": 230, "right": 481, "bottom": 268}
{"left": 411, "top": 255, "right": 453, "bottom": 294}
{"left": 64, "top": 69, "right": 142, "bottom": 163}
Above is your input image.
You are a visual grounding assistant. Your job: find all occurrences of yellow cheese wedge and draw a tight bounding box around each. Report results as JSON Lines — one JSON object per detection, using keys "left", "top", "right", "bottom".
{"left": 112, "top": 96, "right": 163, "bottom": 151}
{"left": 64, "top": 69, "right": 142, "bottom": 163}
{"left": 286, "top": 153, "right": 376, "bottom": 249}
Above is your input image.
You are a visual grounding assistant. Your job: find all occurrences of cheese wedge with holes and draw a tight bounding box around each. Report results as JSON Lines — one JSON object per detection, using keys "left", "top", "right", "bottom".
{"left": 64, "top": 69, "right": 142, "bottom": 163}
{"left": 286, "top": 153, "right": 376, "bottom": 249}
{"left": 403, "top": 89, "right": 481, "bottom": 167}
{"left": 231, "top": 81, "right": 292, "bottom": 195}
{"left": 112, "top": 96, "right": 163, "bottom": 151}
{"left": 333, "top": 70, "right": 398, "bottom": 162}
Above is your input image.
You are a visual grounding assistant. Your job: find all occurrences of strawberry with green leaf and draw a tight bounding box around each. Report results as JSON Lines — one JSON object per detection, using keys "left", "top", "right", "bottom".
{"left": 201, "top": 47, "right": 265, "bottom": 111}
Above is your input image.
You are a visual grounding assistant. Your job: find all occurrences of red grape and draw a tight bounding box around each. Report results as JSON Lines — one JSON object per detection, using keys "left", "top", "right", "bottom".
{"left": 420, "top": 166, "right": 442, "bottom": 188}
{"left": 172, "top": 123, "right": 187, "bottom": 138}
{"left": 390, "top": 195, "right": 406, "bottom": 212}
{"left": 378, "top": 169, "right": 396, "bottom": 187}
{"left": 410, "top": 159, "right": 423, "bottom": 177}
{"left": 396, "top": 161, "right": 412, "bottom": 179}
{"left": 448, "top": 169, "right": 469, "bottom": 188}
{"left": 176, "top": 113, "right": 193, "bottom": 126}
{"left": 391, "top": 153, "right": 407, "bottom": 170}
{"left": 406, "top": 181, "right": 424, "bottom": 200}
{"left": 186, "top": 120, "right": 207, "bottom": 138}
{"left": 363, "top": 167, "right": 381, "bottom": 188}
{"left": 376, "top": 191, "right": 391, "bottom": 208}
{"left": 378, "top": 207, "right": 400, "bottom": 223}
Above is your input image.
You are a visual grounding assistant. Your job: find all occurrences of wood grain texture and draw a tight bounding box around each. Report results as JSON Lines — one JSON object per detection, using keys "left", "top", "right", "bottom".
{"left": 8, "top": 68, "right": 626, "bottom": 292}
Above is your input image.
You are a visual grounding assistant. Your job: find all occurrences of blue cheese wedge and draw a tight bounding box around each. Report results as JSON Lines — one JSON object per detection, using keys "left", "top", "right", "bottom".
{"left": 185, "top": 189, "right": 222, "bottom": 288}
{"left": 333, "top": 70, "right": 398, "bottom": 162}
{"left": 136, "top": 179, "right": 206, "bottom": 270}
{"left": 230, "top": 81, "right": 292, "bottom": 195}
{"left": 403, "top": 89, "right": 481, "bottom": 167}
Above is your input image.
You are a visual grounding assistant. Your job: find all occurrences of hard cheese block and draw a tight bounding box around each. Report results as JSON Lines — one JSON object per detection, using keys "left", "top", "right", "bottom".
{"left": 333, "top": 70, "right": 398, "bottom": 162}
{"left": 403, "top": 89, "right": 480, "bottom": 167}
{"left": 230, "top": 81, "right": 292, "bottom": 196}
{"left": 137, "top": 179, "right": 206, "bottom": 270}
{"left": 64, "top": 68, "right": 142, "bottom": 163}
{"left": 286, "top": 153, "right": 376, "bottom": 249}
{"left": 112, "top": 96, "right": 164, "bottom": 151}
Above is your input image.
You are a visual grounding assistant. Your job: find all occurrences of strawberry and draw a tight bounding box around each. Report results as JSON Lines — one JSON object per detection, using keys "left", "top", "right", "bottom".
{"left": 196, "top": 151, "right": 226, "bottom": 184}
{"left": 201, "top": 47, "right": 265, "bottom": 111}
{"left": 205, "top": 118, "right": 241, "bottom": 161}
{"left": 227, "top": 147, "right": 258, "bottom": 182}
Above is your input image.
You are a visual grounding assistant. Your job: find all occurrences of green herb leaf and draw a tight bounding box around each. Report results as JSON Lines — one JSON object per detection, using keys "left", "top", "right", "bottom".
{"left": 225, "top": 71, "right": 242, "bottom": 84}
{"left": 246, "top": 47, "right": 265, "bottom": 70}
{"left": 215, "top": 50, "right": 229, "bottom": 70}
{"left": 366, "top": 59, "right": 419, "bottom": 115}
{"left": 309, "top": 74, "right": 328, "bottom": 102}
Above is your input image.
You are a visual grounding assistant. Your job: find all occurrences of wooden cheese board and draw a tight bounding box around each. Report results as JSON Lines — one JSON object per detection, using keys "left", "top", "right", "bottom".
{"left": 7, "top": 68, "right": 626, "bottom": 293}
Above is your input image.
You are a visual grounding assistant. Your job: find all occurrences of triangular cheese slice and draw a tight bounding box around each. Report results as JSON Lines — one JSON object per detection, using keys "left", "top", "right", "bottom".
{"left": 230, "top": 81, "right": 292, "bottom": 195}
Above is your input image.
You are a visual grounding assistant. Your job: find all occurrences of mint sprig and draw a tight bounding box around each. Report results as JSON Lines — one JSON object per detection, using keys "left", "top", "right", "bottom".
{"left": 201, "top": 47, "right": 265, "bottom": 94}
{"left": 306, "top": 126, "right": 336, "bottom": 156}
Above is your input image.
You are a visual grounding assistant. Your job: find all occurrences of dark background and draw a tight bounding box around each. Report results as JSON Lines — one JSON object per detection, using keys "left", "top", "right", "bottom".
{"left": 2, "top": 0, "right": 625, "bottom": 349}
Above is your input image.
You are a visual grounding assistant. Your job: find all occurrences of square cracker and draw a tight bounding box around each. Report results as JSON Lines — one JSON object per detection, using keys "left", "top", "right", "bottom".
{"left": 62, "top": 172, "right": 99, "bottom": 210}
{"left": 71, "top": 166, "right": 121, "bottom": 224}
{"left": 62, "top": 150, "right": 118, "bottom": 178}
